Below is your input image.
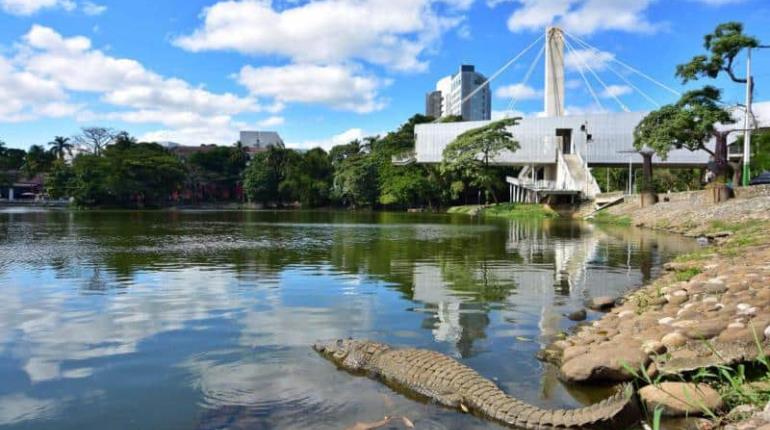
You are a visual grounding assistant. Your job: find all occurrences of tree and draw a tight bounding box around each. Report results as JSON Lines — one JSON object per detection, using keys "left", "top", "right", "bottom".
{"left": 23, "top": 145, "right": 55, "bottom": 177}
{"left": 74, "top": 127, "right": 117, "bottom": 156}
{"left": 280, "top": 148, "right": 332, "bottom": 207}
{"left": 48, "top": 136, "right": 73, "bottom": 161}
{"left": 441, "top": 118, "right": 520, "bottom": 204}
{"left": 676, "top": 22, "right": 761, "bottom": 184}
{"left": 46, "top": 160, "right": 74, "bottom": 199}
{"left": 243, "top": 151, "right": 279, "bottom": 205}
{"left": 676, "top": 22, "right": 759, "bottom": 85}
{"left": 634, "top": 87, "right": 734, "bottom": 184}
{"left": 69, "top": 142, "right": 185, "bottom": 207}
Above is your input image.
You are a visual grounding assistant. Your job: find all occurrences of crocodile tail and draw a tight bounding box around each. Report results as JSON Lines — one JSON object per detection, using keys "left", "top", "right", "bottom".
{"left": 497, "top": 383, "right": 639, "bottom": 429}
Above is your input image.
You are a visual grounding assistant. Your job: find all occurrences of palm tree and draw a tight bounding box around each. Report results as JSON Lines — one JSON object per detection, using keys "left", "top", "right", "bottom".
{"left": 48, "top": 136, "right": 73, "bottom": 161}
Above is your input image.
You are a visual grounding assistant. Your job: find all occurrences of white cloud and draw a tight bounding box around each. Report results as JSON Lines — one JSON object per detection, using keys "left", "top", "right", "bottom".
{"left": 495, "top": 83, "right": 541, "bottom": 100}
{"left": 174, "top": 0, "right": 467, "bottom": 72}
{"left": 506, "top": 0, "right": 659, "bottom": 35}
{"left": 82, "top": 1, "right": 106, "bottom": 15}
{"left": 257, "top": 116, "right": 285, "bottom": 127}
{"left": 601, "top": 84, "right": 631, "bottom": 98}
{"left": 238, "top": 63, "right": 387, "bottom": 113}
{"left": 1, "top": 25, "right": 267, "bottom": 145}
{"left": 0, "top": 0, "right": 74, "bottom": 15}
{"left": 287, "top": 128, "right": 378, "bottom": 151}
{"left": 564, "top": 48, "right": 614, "bottom": 72}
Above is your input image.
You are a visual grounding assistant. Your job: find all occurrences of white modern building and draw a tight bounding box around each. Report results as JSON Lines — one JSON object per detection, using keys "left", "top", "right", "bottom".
{"left": 412, "top": 27, "right": 769, "bottom": 203}
{"left": 426, "top": 65, "right": 492, "bottom": 121}
{"left": 240, "top": 131, "right": 284, "bottom": 149}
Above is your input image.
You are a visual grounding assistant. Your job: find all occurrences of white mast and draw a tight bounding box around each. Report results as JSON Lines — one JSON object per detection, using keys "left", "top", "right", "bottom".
{"left": 545, "top": 26, "right": 565, "bottom": 117}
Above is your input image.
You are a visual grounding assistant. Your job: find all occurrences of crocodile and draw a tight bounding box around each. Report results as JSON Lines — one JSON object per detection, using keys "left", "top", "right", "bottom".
{"left": 314, "top": 339, "right": 640, "bottom": 429}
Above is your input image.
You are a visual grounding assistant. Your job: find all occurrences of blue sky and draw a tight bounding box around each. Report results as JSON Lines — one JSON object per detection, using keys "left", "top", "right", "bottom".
{"left": 1, "top": 0, "right": 769, "bottom": 150}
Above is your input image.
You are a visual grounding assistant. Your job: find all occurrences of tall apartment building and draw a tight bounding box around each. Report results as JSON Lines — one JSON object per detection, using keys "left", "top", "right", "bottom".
{"left": 424, "top": 65, "right": 491, "bottom": 121}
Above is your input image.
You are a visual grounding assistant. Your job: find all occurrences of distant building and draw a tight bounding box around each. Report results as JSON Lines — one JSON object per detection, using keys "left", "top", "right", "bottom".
{"left": 425, "top": 91, "right": 443, "bottom": 119}
{"left": 425, "top": 65, "right": 491, "bottom": 121}
{"left": 239, "top": 131, "right": 284, "bottom": 149}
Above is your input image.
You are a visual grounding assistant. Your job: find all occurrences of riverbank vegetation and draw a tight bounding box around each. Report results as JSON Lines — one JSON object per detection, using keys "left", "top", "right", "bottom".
{"left": 1, "top": 116, "right": 522, "bottom": 209}
{"left": 448, "top": 203, "right": 557, "bottom": 219}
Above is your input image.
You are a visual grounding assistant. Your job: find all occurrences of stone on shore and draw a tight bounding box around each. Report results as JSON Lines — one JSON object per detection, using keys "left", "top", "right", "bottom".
{"left": 566, "top": 309, "right": 587, "bottom": 321}
{"left": 639, "top": 382, "right": 723, "bottom": 417}
{"left": 560, "top": 341, "right": 649, "bottom": 382}
{"left": 587, "top": 296, "right": 616, "bottom": 311}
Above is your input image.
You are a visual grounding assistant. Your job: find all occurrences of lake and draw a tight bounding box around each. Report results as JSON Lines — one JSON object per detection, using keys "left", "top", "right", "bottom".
{"left": 0, "top": 209, "right": 697, "bottom": 429}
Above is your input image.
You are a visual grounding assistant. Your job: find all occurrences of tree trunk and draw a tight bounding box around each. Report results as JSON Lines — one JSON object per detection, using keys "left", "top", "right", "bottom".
{"left": 707, "top": 132, "right": 733, "bottom": 204}
{"left": 640, "top": 152, "right": 658, "bottom": 208}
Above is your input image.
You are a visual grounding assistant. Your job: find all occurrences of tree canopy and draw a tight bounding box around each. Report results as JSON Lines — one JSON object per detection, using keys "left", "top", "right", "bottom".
{"left": 442, "top": 118, "right": 520, "bottom": 203}
{"left": 676, "top": 22, "right": 759, "bottom": 84}
{"left": 634, "top": 86, "right": 733, "bottom": 160}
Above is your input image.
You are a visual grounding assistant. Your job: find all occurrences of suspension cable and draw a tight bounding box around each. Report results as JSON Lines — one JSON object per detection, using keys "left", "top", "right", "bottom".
{"left": 561, "top": 36, "right": 604, "bottom": 111}
{"left": 564, "top": 34, "right": 661, "bottom": 109}
{"left": 458, "top": 33, "right": 545, "bottom": 112}
{"left": 563, "top": 37, "right": 629, "bottom": 112}
{"left": 505, "top": 43, "right": 546, "bottom": 115}
{"left": 563, "top": 29, "right": 681, "bottom": 97}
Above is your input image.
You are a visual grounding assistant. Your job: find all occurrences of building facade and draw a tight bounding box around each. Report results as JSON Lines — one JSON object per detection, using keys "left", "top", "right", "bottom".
{"left": 425, "top": 91, "right": 443, "bottom": 119}
{"left": 425, "top": 65, "right": 491, "bottom": 121}
{"left": 239, "top": 131, "right": 284, "bottom": 149}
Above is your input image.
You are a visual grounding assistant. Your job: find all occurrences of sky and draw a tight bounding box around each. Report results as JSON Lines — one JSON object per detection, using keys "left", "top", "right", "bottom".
{"left": 0, "top": 0, "right": 769, "bottom": 150}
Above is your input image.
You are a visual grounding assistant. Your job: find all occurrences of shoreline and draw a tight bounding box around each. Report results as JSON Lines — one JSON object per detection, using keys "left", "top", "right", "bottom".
{"left": 546, "top": 188, "right": 770, "bottom": 428}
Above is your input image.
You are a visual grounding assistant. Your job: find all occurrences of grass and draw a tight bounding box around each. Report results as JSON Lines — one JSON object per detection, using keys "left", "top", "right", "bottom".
{"left": 590, "top": 211, "right": 632, "bottom": 226}
{"left": 623, "top": 328, "right": 770, "bottom": 428}
{"left": 674, "top": 267, "right": 702, "bottom": 282}
{"left": 447, "top": 203, "right": 558, "bottom": 219}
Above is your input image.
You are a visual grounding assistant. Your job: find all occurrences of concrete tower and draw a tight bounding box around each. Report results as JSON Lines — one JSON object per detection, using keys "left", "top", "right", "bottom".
{"left": 544, "top": 27, "right": 565, "bottom": 117}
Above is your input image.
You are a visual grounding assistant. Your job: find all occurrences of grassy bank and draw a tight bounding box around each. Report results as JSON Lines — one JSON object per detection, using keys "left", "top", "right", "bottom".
{"left": 447, "top": 203, "right": 559, "bottom": 219}
{"left": 588, "top": 211, "right": 632, "bottom": 226}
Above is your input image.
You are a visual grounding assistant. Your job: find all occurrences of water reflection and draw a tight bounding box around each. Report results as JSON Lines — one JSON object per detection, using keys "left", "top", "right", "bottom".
{"left": 0, "top": 209, "right": 697, "bottom": 429}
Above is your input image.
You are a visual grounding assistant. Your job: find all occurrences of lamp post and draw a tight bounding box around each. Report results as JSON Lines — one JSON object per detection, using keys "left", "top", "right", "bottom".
{"left": 743, "top": 45, "right": 770, "bottom": 186}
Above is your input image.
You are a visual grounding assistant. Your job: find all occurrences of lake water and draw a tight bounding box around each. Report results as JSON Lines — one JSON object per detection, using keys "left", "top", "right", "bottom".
{"left": 0, "top": 209, "right": 697, "bottom": 429}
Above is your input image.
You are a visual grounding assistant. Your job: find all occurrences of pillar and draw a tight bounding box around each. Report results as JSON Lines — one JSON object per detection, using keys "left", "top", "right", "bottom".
{"left": 8, "top": 188, "right": 14, "bottom": 201}
{"left": 545, "top": 27, "right": 565, "bottom": 117}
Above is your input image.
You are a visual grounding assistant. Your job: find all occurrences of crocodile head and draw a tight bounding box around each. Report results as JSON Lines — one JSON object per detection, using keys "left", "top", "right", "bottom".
{"left": 313, "top": 338, "right": 385, "bottom": 371}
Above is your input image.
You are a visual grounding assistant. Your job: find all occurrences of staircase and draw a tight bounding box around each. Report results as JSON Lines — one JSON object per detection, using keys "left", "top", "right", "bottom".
{"left": 562, "top": 153, "right": 601, "bottom": 200}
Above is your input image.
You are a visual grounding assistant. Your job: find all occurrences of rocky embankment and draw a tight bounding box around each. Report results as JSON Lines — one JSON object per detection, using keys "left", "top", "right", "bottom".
{"left": 544, "top": 187, "right": 770, "bottom": 428}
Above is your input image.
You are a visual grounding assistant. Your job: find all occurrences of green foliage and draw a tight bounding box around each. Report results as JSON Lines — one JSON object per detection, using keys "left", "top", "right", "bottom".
{"left": 243, "top": 151, "right": 279, "bottom": 205}
{"left": 674, "top": 267, "right": 701, "bottom": 282}
{"left": 590, "top": 212, "right": 632, "bottom": 226}
{"left": 332, "top": 151, "right": 380, "bottom": 208}
{"left": 676, "top": 22, "right": 759, "bottom": 84}
{"left": 280, "top": 148, "right": 332, "bottom": 207}
{"left": 48, "top": 136, "right": 73, "bottom": 161}
{"left": 448, "top": 203, "right": 557, "bottom": 219}
{"left": 69, "top": 141, "right": 185, "bottom": 207}
{"left": 23, "top": 144, "right": 55, "bottom": 178}
{"left": 442, "top": 118, "right": 521, "bottom": 204}
{"left": 634, "top": 87, "right": 732, "bottom": 160}
{"left": 735, "top": 131, "right": 770, "bottom": 175}
{"left": 45, "top": 160, "right": 74, "bottom": 199}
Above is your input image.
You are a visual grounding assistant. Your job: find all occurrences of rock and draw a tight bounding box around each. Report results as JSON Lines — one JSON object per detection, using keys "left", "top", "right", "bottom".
{"left": 662, "top": 332, "right": 688, "bottom": 349}
{"left": 684, "top": 320, "right": 728, "bottom": 340}
{"left": 642, "top": 340, "right": 667, "bottom": 355}
{"left": 765, "top": 325, "right": 770, "bottom": 341}
{"left": 566, "top": 309, "right": 587, "bottom": 321}
{"left": 725, "top": 404, "right": 759, "bottom": 422}
{"left": 617, "top": 310, "right": 635, "bottom": 318}
{"left": 659, "top": 317, "right": 676, "bottom": 326}
{"left": 587, "top": 296, "right": 616, "bottom": 311}
{"left": 560, "top": 341, "right": 649, "bottom": 383}
{"left": 562, "top": 345, "right": 590, "bottom": 362}
{"left": 703, "top": 280, "right": 728, "bottom": 294}
{"left": 638, "top": 382, "right": 723, "bottom": 417}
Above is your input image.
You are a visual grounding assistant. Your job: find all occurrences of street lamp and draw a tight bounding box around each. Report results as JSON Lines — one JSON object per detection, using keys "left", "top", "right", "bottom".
{"left": 742, "top": 44, "right": 770, "bottom": 186}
